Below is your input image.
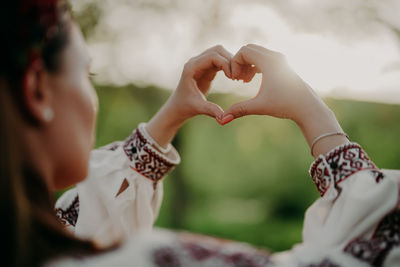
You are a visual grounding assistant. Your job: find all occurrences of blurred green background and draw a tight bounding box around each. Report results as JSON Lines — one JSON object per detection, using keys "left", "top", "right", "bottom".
{"left": 88, "top": 83, "right": 400, "bottom": 252}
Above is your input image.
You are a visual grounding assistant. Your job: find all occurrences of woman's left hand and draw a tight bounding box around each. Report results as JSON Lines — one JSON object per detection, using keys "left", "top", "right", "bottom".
{"left": 146, "top": 45, "right": 232, "bottom": 149}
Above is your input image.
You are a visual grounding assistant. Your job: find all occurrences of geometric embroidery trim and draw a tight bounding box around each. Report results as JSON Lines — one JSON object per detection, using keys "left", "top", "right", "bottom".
{"left": 97, "top": 141, "right": 121, "bottom": 151}
{"left": 306, "top": 258, "right": 341, "bottom": 267}
{"left": 55, "top": 195, "right": 79, "bottom": 227}
{"left": 309, "top": 143, "right": 384, "bottom": 196}
{"left": 123, "top": 127, "right": 176, "bottom": 189}
{"left": 152, "top": 240, "right": 272, "bottom": 267}
{"left": 344, "top": 209, "right": 400, "bottom": 267}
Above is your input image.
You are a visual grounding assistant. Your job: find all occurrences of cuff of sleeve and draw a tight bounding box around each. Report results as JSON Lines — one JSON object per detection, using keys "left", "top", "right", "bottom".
{"left": 123, "top": 124, "right": 181, "bottom": 188}
{"left": 309, "top": 143, "right": 383, "bottom": 197}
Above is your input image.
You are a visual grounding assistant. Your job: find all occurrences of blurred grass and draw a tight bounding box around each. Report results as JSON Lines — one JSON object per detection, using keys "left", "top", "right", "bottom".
{"left": 57, "top": 83, "right": 400, "bottom": 252}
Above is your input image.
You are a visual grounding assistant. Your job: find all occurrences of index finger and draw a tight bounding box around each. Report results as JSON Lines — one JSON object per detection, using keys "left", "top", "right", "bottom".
{"left": 200, "top": 45, "right": 233, "bottom": 62}
{"left": 190, "top": 52, "right": 232, "bottom": 78}
{"left": 231, "top": 45, "right": 266, "bottom": 79}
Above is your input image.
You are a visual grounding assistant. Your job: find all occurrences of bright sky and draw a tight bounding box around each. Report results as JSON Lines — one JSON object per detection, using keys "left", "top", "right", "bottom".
{"left": 72, "top": 0, "right": 400, "bottom": 104}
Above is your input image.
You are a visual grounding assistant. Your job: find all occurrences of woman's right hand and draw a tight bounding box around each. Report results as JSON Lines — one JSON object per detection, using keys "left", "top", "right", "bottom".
{"left": 222, "top": 44, "right": 349, "bottom": 157}
{"left": 222, "top": 44, "right": 327, "bottom": 124}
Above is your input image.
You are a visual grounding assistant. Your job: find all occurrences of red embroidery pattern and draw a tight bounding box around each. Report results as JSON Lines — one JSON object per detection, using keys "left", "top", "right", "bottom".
{"left": 99, "top": 141, "right": 121, "bottom": 151}
{"left": 55, "top": 195, "right": 79, "bottom": 227}
{"left": 153, "top": 244, "right": 272, "bottom": 267}
{"left": 152, "top": 240, "right": 272, "bottom": 267}
{"left": 344, "top": 209, "right": 400, "bottom": 267}
{"left": 153, "top": 247, "right": 181, "bottom": 267}
{"left": 309, "top": 143, "right": 383, "bottom": 196}
{"left": 307, "top": 259, "right": 341, "bottom": 267}
{"left": 123, "top": 128, "right": 176, "bottom": 188}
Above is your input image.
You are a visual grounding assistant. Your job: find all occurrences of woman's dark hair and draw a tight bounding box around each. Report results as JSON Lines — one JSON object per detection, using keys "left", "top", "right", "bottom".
{"left": 0, "top": 1, "right": 99, "bottom": 266}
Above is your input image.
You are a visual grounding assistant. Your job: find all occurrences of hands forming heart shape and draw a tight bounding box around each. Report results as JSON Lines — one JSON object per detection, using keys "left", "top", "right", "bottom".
{"left": 171, "top": 44, "right": 321, "bottom": 126}
{"left": 148, "top": 44, "right": 344, "bottom": 157}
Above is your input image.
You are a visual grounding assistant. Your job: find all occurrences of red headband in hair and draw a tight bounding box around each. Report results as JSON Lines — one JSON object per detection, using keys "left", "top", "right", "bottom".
{"left": 16, "top": 0, "right": 64, "bottom": 69}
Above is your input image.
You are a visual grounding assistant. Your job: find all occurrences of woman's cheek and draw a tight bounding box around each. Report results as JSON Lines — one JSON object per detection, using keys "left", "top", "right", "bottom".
{"left": 54, "top": 78, "right": 96, "bottom": 188}
{"left": 83, "top": 79, "right": 98, "bottom": 147}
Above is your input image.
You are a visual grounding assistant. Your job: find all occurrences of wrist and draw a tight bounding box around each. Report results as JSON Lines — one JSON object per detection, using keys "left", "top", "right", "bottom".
{"left": 158, "top": 95, "right": 189, "bottom": 127}
{"left": 167, "top": 92, "right": 196, "bottom": 123}
{"left": 291, "top": 91, "right": 331, "bottom": 125}
{"left": 293, "top": 100, "right": 347, "bottom": 154}
{"left": 145, "top": 96, "right": 186, "bottom": 150}
{"left": 294, "top": 102, "right": 335, "bottom": 130}
{"left": 297, "top": 110, "right": 350, "bottom": 157}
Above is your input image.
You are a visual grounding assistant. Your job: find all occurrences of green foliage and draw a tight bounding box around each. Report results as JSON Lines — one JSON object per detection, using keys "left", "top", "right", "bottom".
{"left": 59, "top": 83, "right": 400, "bottom": 252}
{"left": 72, "top": 2, "right": 102, "bottom": 39}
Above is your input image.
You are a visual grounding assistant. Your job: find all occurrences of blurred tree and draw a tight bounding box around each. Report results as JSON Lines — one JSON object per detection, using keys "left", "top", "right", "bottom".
{"left": 72, "top": 2, "right": 102, "bottom": 39}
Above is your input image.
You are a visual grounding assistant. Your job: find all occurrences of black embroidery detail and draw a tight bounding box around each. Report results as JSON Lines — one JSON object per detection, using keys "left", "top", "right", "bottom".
{"left": 98, "top": 141, "right": 121, "bottom": 151}
{"left": 55, "top": 195, "right": 79, "bottom": 227}
{"left": 183, "top": 243, "right": 216, "bottom": 261}
{"left": 344, "top": 209, "right": 400, "bottom": 267}
{"left": 123, "top": 128, "right": 176, "bottom": 189}
{"left": 152, "top": 240, "right": 271, "bottom": 267}
{"left": 108, "top": 142, "right": 120, "bottom": 151}
{"left": 329, "top": 161, "right": 338, "bottom": 169}
{"left": 306, "top": 258, "right": 341, "bottom": 267}
{"left": 309, "top": 143, "right": 383, "bottom": 196}
{"left": 224, "top": 252, "right": 268, "bottom": 266}
{"left": 370, "top": 169, "right": 385, "bottom": 183}
{"left": 153, "top": 247, "right": 181, "bottom": 267}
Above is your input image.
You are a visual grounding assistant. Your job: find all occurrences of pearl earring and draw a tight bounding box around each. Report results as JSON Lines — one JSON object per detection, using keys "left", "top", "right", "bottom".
{"left": 43, "top": 107, "right": 54, "bottom": 122}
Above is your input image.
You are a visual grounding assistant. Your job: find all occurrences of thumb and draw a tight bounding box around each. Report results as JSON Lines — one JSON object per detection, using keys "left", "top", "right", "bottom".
{"left": 221, "top": 99, "right": 258, "bottom": 125}
{"left": 200, "top": 100, "right": 224, "bottom": 119}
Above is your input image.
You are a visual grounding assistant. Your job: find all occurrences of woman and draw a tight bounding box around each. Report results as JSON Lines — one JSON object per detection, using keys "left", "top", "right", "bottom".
{"left": 1, "top": 1, "right": 399, "bottom": 267}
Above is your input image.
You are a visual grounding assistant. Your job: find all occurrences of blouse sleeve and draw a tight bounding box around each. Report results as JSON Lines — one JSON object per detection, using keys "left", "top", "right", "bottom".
{"left": 272, "top": 143, "right": 400, "bottom": 267}
{"left": 55, "top": 122, "right": 181, "bottom": 247}
{"left": 51, "top": 142, "right": 400, "bottom": 267}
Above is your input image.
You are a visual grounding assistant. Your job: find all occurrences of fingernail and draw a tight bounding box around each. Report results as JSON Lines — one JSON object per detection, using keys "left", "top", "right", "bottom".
{"left": 221, "top": 114, "right": 234, "bottom": 125}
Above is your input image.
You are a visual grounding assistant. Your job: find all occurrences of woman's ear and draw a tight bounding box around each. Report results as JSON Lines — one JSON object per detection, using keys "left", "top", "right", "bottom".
{"left": 22, "top": 60, "right": 55, "bottom": 124}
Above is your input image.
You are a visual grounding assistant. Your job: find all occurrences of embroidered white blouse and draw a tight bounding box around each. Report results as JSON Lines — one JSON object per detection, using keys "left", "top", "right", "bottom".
{"left": 47, "top": 124, "right": 400, "bottom": 267}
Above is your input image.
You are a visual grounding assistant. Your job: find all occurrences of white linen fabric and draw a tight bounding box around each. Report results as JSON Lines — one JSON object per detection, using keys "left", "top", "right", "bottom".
{"left": 49, "top": 127, "right": 400, "bottom": 267}
{"left": 54, "top": 124, "right": 180, "bottom": 247}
